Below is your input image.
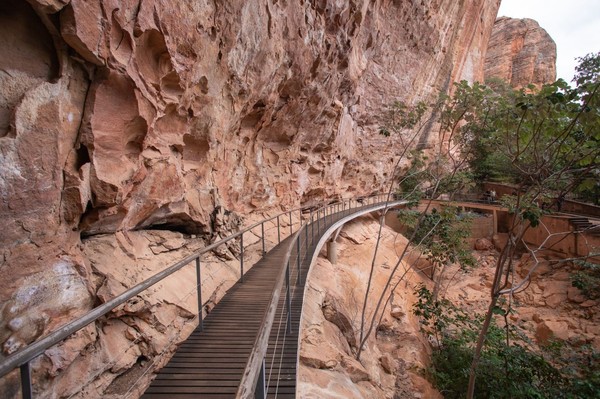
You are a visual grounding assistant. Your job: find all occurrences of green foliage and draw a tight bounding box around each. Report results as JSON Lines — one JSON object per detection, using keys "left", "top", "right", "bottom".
{"left": 574, "top": 51, "right": 600, "bottom": 88}
{"left": 498, "top": 193, "right": 546, "bottom": 227}
{"left": 412, "top": 284, "right": 481, "bottom": 346}
{"left": 396, "top": 150, "right": 429, "bottom": 207}
{"left": 379, "top": 100, "right": 428, "bottom": 137}
{"left": 411, "top": 286, "right": 600, "bottom": 399}
{"left": 546, "top": 342, "right": 600, "bottom": 398}
{"left": 443, "top": 53, "right": 600, "bottom": 208}
{"left": 382, "top": 52, "right": 600, "bottom": 218}
{"left": 571, "top": 260, "right": 600, "bottom": 299}
{"left": 398, "top": 206, "right": 475, "bottom": 275}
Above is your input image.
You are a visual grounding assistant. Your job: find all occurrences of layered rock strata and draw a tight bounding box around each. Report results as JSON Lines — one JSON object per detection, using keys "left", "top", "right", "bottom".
{"left": 0, "top": 0, "right": 500, "bottom": 397}
{"left": 484, "top": 17, "right": 557, "bottom": 88}
{"left": 298, "top": 216, "right": 441, "bottom": 398}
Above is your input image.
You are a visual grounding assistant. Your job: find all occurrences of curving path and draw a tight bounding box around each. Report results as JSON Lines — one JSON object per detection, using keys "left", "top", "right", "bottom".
{"left": 0, "top": 196, "right": 405, "bottom": 399}
{"left": 142, "top": 199, "right": 406, "bottom": 399}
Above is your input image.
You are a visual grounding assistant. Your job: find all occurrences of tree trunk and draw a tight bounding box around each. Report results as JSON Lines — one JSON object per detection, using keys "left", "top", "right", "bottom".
{"left": 466, "top": 294, "right": 499, "bottom": 399}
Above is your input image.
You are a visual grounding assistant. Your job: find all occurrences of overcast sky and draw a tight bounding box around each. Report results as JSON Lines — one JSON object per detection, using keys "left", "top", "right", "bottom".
{"left": 497, "top": 0, "right": 600, "bottom": 83}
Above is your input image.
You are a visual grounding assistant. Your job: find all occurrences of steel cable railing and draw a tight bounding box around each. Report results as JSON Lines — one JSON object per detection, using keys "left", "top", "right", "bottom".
{"left": 234, "top": 195, "right": 392, "bottom": 398}
{"left": 243, "top": 195, "right": 406, "bottom": 398}
{"left": 0, "top": 194, "right": 390, "bottom": 399}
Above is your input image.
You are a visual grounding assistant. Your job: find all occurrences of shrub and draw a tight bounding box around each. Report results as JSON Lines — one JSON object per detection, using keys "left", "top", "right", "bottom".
{"left": 413, "top": 286, "right": 599, "bottom": 398}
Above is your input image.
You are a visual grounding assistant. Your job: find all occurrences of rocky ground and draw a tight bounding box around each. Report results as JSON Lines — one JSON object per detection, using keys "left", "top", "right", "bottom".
{"left": 0, "top": 209, "right": 295, "bottom": 398}
{"left": 297, "top": 216, "right": 600, "bottom": 398}
{"left": 446, "top": 239, "right": 600, "bottom": 349}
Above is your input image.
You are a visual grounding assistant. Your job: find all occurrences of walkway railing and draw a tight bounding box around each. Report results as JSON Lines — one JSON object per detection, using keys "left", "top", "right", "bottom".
{"left": 237, "top": 196, "right": 408, "bottom": 398}
{"left": 0, "top": 194, "right": 388, "bottom": 399}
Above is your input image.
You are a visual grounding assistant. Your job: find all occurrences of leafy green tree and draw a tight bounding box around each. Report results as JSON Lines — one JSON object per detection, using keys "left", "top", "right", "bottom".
{"left": 357, "top": 54, "right": 600, "bottom": 388}
{"left": 448, "top": 61, "right": 600, "bottom": 202}
{"left": 355, "top": 98, "right": 476, "bottom": 360}
{"left": 413, "top": 286, "right": 569, "bottom": 399}
{"left": 398, "top": 206, "right": 475, "bottom": 299}
{"left": 439, "top": 53, "right": 600, "bottom": 398}
{"left": 367, "top": 51, "right": 600, "bottom": 395}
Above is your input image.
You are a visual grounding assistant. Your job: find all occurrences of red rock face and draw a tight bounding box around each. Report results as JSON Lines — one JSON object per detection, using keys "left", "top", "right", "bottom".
{"left": 0, "top": 0, "right": 501, "bottom": 396}
{"left": 484, "top": 17, "right": 557, "bottom": 88}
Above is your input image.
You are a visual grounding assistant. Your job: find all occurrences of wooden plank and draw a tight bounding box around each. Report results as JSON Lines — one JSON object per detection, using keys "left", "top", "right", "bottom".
{"left": 143, "top": 394, "right": 235, "bottom": 399}
{"left": 149, "top": 379, "right": 240, "bottom": 387}
{"left": 146, "top": 386, "right": 238, "bottom": 393}
{"left": 154, "top": 376, "right": 245, "bottom": 383}
{"left": 158, "top": 367, "right": 243, "bottom": 374}
{"left": 160, "top": 363, "right": 245, "bottom": 369}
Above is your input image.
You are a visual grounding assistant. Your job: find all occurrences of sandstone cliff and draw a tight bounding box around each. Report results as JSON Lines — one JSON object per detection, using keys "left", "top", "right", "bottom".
{"left": 484, "top": 17, "right": 557, "bottom": 88}
{"left": 0, "top": 0, "right": 500, "bottom": 397}
{"left": 298, "top": 216, "right": 441, "bottom": 398}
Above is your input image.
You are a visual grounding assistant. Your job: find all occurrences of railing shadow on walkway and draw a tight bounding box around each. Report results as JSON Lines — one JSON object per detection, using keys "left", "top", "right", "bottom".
{"left": 0, "top": 193, "right": 404, "bottom": 399}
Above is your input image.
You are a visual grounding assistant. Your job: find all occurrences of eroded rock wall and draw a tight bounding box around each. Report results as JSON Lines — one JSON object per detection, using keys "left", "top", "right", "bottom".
{"left": 484, "top": 17, "right": 557, "bottom": 88}
{"left": 298, "top": 216, "right": 440, "bottom": 398}
{"left": 0, "top": 0, "right": 500, "bottom": 397}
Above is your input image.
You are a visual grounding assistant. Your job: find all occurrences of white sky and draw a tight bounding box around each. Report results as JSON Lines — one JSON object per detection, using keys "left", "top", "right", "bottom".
{"left": 497, "top": 0, "right": 600, "bottom": 83}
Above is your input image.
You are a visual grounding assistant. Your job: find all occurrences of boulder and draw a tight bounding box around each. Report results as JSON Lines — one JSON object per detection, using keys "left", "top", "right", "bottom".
{"left": 474, "top": 238, "right": 494, "bottom": 251}
{"left": 535, "top": 320, "right": 569, "bottom": 344}
{"left": 380, "top": 353, "right": 397, "bottom": 374}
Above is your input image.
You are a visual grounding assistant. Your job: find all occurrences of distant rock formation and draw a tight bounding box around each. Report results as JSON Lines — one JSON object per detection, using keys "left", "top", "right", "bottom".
{"left": 484, "top": 17, "right": 557, "bottom": 88}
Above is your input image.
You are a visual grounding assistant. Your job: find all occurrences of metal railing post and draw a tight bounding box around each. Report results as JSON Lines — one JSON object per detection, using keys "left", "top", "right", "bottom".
{"left": 196, "top": 257, "right": 203, "bottom": 332}
{"left": 317, "top": 210, "right": 320, "bottom": 235}
{"left": 310, "top": 210, "right": 313, "bottom": 242}
{"left": 296, "top": 234, "right": 302, "bottom": 286}
{"left": 305, "top": 218, "right": 308, "bottom": 248}
{"left": 317, "top": 209, "right": 325, "bottom": 235}
{"left": 254, "top": 358, "right": 266, "bottom": 399}
{"left": 286, "top": 261, "right": 292, "bottom": 334}
{"left": 20, "top": 362, "right": 32, "bottom": 399}
{"left": 277, "top": 215, "right": 281, "bottom": 243}
{"left": 261, "top": 222, "right": 266, "bottom": 255}
{"left": 240, "top": 233, "right": 244, "bottom": 283}
{"left": 289, "top": 212, "right": 293, "bottom": 236}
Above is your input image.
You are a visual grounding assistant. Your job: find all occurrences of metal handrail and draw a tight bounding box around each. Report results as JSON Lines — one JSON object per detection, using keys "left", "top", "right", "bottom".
{"left": 237, "top": 195, "right": 400, "bottom": 398}
{"left": 0, "top": 205, "right": 294, "bottom": 377}
{"left": 236, "top": 226, "right": 304, "bottom": 398}
{"left": 0, "top": 193, "right": 387, "bottom": 398}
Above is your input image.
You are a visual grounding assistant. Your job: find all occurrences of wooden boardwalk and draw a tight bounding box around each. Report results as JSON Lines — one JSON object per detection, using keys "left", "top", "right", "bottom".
{"left": 142, "top": 203, "right": 389, "bottom": 398}
{"left": 142, "top": 234, "right": 297, "bottom": 398}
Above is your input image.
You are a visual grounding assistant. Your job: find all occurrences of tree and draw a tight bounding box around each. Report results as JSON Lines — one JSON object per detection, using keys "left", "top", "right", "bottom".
{"left": 358, "top": 52, "right": 600, "bottom": 397}
{"left": 441, "top": 53, "right": 600, "bottom": 398}
{"left": 355, "top": 96, "right": 477, "bottom": 360}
